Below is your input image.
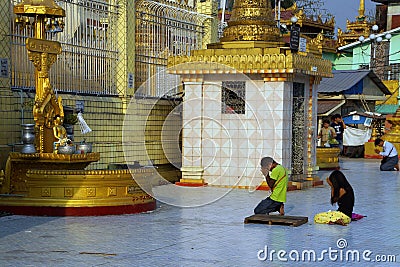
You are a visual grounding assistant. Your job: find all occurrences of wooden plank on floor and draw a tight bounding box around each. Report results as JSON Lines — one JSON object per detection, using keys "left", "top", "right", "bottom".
{"left": 244, "top": 214, "right": 308, "bottom": 227}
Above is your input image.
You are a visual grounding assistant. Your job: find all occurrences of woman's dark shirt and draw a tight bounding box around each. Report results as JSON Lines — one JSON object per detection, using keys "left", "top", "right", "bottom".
{"left": 337, "top": 187, "right": 355, "bottom": 218}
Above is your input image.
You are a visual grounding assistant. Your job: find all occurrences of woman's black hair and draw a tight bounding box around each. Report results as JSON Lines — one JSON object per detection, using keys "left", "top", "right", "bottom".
{"left": 328, "top": 170, "right": 353, "bottom": 205}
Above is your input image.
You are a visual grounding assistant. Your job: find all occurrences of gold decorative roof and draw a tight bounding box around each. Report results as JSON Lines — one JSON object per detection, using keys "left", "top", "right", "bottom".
{"left": 292, "top": 9, "right": 335, "bottom": 30}
{"left": 337, "top": 0, "right": 372, "bottom": 46}
{"left": 168, "top": 0, "right": 333, "bottom": 80}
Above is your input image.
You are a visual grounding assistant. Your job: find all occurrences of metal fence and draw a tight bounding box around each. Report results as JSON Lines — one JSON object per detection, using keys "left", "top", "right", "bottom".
{"left": 10, "top": 0, "right": 119, "bottom": 95}
{"left": 135, "top": 0, "right": 208, "bottom": 96}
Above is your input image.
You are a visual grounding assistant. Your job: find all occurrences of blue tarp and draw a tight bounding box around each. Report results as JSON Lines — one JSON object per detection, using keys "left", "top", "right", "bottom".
{"left": 343, "top": 114, "right": 367, "bottom": 124}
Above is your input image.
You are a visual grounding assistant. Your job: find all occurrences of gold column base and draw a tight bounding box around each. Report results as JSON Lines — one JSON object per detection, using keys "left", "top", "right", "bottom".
{"left": 176, "top": 167, "right": 206, "bottom": 187}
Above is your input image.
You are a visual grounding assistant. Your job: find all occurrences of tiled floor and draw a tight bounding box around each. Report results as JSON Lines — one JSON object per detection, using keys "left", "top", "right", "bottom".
{"left": 0, "top": 158, "right": 399, "bottom": 266}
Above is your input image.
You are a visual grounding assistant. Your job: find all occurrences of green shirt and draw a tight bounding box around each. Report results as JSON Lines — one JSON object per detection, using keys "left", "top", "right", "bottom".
{"left": 269, "top": 164, "right": 288, "bottom": 203}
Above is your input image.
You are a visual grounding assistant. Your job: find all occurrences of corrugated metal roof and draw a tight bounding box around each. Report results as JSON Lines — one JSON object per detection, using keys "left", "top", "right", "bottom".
{"left": 318, "top": 70, "right": 391, "bottom": 95}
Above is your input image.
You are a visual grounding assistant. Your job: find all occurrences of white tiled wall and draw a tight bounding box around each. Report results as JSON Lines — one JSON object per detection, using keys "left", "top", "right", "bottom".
{"left": 181, "top": 75, "right": 314, "bottom": 187}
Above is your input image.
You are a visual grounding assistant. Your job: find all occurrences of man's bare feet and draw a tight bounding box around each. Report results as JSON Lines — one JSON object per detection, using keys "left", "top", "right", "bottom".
{"left": 279, "top": 204, "right": 285, "bottom": 216}
{"left": 395, "top": 164, "right": 399, "bottom": 171}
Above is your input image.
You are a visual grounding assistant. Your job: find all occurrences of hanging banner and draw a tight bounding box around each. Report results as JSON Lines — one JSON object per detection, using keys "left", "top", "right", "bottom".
{"left": 290, "top": 25, "right": 300, "bottom": 51}
{"left": 343, "top": 127, "right": 371, "bottom": 146}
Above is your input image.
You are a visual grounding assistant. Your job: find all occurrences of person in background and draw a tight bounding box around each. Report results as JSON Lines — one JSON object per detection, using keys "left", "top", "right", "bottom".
{"left": 314, "top": 170, "right": 354, "bottom": 226}
{"left": 330, "top": 114, "right": 346, "bottom": 155}
{"left": 384, "top": 120, "right": 393, "bottom": 134}
{"left": 374, "top": 138, "right": 399, "bottom": 171}
{"left": 254, "top": 157, "right": 287, "bottom": 216}
{"left": 318, "top": 119, "right": 336, "bottom": 147}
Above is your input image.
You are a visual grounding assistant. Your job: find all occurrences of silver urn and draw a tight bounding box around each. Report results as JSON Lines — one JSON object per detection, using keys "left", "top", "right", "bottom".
{"left": 58, "top": 145, "right": 76, "bottom": 154}
{"left": 76, "top": 142, "right": 92, "bottom": 154}
{"left": 21, "top": 123, "right": 36, "bottom": 154}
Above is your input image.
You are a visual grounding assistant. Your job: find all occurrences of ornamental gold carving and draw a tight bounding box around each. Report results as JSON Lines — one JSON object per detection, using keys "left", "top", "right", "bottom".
{"left": 168, "top": 53, "right": 332, "bottom": 78}
{"left": 108, "top": 187, "right": 117, "bottom": 196}
{"left": 64, "top": 187, "right": 73, "bottom": 197}
{"left": 87, "top": 187, "right": 96, "bottom": 197}
{"left": 42, "top": 187, "right": 51, "bottom": 197}
{"left": 26, "top": 38, "right": 62, "bottom": 54}
{"left": 221, "top": 0, "right": 276, "bottom": 42}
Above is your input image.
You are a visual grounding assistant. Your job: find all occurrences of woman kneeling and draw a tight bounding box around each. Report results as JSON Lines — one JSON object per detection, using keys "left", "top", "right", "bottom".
{"left": 314, "top": 170, "right": 354, "bottom": 226}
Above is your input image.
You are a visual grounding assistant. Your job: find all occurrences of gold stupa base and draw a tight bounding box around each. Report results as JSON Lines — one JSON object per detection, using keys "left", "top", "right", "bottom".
{"left": 3, "top": 152, "right": 101, "bottom": 195}
{"left": 0, "top": 168, "right": 156, "bottom": 216}
{"left": 0, "top": 153, "right": 156, "bottom": 216}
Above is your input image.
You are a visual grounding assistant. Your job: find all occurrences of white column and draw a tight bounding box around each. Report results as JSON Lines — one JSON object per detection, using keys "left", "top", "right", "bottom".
{"left": 179, "top": 79, "right": 205, "bottom": 185}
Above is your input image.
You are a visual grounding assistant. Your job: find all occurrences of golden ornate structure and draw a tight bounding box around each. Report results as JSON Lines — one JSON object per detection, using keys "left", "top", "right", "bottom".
{"left": 169, "top": 0, "right": 332, "bottom": 78}
{"left": 0, "top": 0, "right": 156, "bottom": 216}
{"left": 169, "top": 0, "right": 332, "bottom": 186}
{"left": 220, "top": 0, "right": 280, "bottom": 42}
{"left": 382, "top": 108, "right": 400, "bottom": 144}
{"left": 337, "top": 0, "right": 373, "bottom": 46}
{"left": 281, "top": 4, "right": 336, "bottom": 54}
{"left": 282, "top": 4, "right": 335, "bottom": 33}
{"left": 364, "top": 107, "right": 400, "bottom": 159}
{"left": 316, "top": 147, "right": 340, "bottom": 169}
{"left": 14, "top": 0, "right": 65, "bottom": 153}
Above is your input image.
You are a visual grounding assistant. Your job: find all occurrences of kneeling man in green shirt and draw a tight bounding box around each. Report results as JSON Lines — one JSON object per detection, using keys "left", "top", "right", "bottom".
{"left": 254, "top": 156, "right": 288, "bottom": 215}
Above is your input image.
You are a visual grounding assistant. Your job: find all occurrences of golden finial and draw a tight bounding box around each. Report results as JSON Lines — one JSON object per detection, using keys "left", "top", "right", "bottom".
{"left": 358, "top": 0, "right": 365, "bottom": 19}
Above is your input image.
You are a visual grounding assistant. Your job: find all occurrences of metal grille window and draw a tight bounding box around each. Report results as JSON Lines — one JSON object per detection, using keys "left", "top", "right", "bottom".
{"left": 155, "top": 66, "right": 180, "bottom": 97}
{"left": 10, "top": 0, "right": 119, "bottom": 95}
{"left": 221, "top": 81, "right": 245, "bottom": 114}
{"left": 135, "top": 0, "right": 207, "bottom": 96}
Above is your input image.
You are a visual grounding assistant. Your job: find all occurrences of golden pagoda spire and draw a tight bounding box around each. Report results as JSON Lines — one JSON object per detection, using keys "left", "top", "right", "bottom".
{"left": 220, "top": 0, "right": 280, "bottom": 42}
{"left": 338, "top": 0, "right": 372, "bottom": 45}
{"left": 357, "top": 0, "right": 365, "bottom": 20}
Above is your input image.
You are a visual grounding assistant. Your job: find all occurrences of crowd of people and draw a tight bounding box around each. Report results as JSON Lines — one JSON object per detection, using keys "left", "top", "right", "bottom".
{"left": 317, "top": 114, "right": 399, "bottom": 171}
{"left": 317, "top": 114, "right": 346, "bottom": 155}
